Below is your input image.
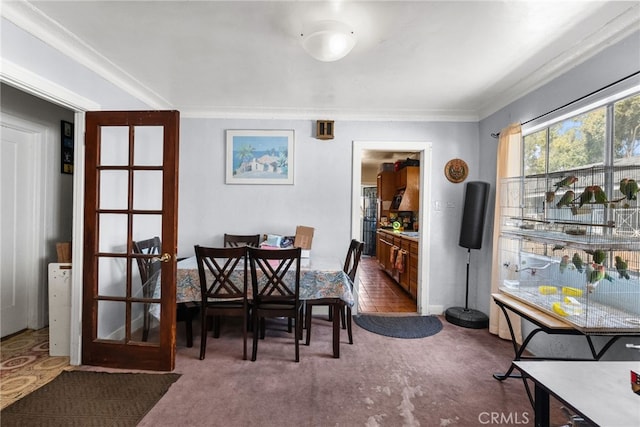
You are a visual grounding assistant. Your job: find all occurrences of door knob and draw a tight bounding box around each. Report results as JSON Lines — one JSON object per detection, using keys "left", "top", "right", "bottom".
{"left": 158, "top": 253, "right": 172, "bottom": 263}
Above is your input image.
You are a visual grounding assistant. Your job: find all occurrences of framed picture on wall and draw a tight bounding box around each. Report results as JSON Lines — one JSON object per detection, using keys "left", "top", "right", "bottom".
{"left": 225, "top": 129, "right": 294, "bottom": 184}
{"left": 61, "top": 120, "right": 74, "bottom": 174}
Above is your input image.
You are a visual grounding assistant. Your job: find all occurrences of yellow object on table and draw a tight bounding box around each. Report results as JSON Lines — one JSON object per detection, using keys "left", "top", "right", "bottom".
{"left": 552, "top": 302, "right": 569, "bottom": 316}
{"left": 562, "top": 287, "right": 583, "bottom": 297}
{"left": 538, "top": 286, "right": 558, "bottom": 295}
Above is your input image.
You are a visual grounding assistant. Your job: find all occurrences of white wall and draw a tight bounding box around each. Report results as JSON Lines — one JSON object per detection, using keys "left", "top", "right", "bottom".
{"left": 478, "top": 30, "right": 640, "bottom": 359}
{"left": 178, "top": 118, "right": 479, "bottom": 311}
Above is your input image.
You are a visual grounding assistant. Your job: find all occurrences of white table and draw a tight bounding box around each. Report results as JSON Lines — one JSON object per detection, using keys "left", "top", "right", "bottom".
{"left": 514, "top": 361, "right": 640, "bottom": 427}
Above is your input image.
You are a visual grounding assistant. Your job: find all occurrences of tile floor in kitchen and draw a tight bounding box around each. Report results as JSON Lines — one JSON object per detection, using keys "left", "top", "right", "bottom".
{"left": 356, "top": 256, "right": 417, "bottom": 313}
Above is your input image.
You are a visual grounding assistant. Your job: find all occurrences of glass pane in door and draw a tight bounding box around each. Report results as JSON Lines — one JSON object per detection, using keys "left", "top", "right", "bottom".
{"left": 97, "top": 300, "right": 125, "bottom": 341}
{"left": 100, "top": 170, "right": 128, "bottom": 209}
{"left": 133, "top": 170, "right": 163, "bottom": 210}
{"left": 134, "top": 126, "right": 163, "bottom": 166}
{"left": 100, "top": 126, "right": 129, "bottom": 166}
{"left": 98, "top": 214, "right": 127, "bottom": 253}
{"left": 97, "top": 257, "right": 126, "bottom": 297}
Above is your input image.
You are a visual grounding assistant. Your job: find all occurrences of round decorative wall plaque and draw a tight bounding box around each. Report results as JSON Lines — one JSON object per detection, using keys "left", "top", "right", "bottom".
{"left": 444, "top": 158, "right": 468, "bottom": 183}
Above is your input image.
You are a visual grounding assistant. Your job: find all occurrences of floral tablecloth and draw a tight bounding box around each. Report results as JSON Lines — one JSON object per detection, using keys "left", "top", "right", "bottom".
{"left": 151, "top": 256, "right": 354, "bottom": 318}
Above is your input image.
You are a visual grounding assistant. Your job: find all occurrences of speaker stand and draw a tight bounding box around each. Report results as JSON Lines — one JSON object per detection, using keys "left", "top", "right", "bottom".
{"left": 445, "top": 248, "right": 489, "bottom": 329}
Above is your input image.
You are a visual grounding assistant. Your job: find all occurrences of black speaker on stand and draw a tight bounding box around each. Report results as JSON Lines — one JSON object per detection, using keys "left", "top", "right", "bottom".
{"left": 445, "top": 181, "right": 490, "bottom": 329}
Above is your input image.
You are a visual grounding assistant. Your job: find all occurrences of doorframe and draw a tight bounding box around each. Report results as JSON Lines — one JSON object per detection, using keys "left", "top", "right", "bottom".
{"left": 351, "top": 141, "right": 433, "bottom": 315}
{"left": 1, "top": 61, "right": 99, "bottom": 364}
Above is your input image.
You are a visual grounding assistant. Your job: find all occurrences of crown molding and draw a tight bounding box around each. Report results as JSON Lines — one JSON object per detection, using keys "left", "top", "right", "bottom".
{"left": 180, "top": 106, "right": 479, "bottom": 122}
{"left": 1, "top": 59, "right": 100, "bottom": 111}
{"left": 1, "top": 0, "right": 170, "bottom": 109}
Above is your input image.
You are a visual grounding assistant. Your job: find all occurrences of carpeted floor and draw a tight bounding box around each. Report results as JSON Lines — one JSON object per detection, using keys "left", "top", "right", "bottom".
{"left": 135, "top": 315, "right": 572, "bottom": 427}
{"left": 0, "top": 328, "right": 70, "bottom": 410}
{"left": 3, "top": 316, "right": 575, "bottom": 426}
{"left": 354, "top": 314, "right": 443, "bottom": 338}
{"left": 1, "top": 370, "right": 180, "bottom": 426}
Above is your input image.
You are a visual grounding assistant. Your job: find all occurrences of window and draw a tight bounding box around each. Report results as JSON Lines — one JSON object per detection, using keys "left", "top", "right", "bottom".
{"left": 549, "top": 108, "right": 606, "bottom": 172}
{"left": 523, "top": 129, "right": 546, "bottom": 176}
{"left": 614, "top": 94, "right": 640, "bottom": 163}
{"left": 524, "top": 93, "right": 639, "bottom": 174}
{"left": 520, "top": 92, "right": 640, "bottom": 272}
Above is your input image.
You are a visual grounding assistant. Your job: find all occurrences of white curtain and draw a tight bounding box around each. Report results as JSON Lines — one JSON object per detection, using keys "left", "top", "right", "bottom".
{"left": 489, "top": 123, "right": 522, "bottom": 342}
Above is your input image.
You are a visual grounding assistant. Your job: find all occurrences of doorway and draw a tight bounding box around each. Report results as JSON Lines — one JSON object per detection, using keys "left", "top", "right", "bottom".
{"left": 0, "top": 110, "right": 63, "bottom": 338}
{"left": 1, "top": 117, "right": 42, "bottom": 336}
{"left": 351, "top": 140, "right": 432, "bottom": 316}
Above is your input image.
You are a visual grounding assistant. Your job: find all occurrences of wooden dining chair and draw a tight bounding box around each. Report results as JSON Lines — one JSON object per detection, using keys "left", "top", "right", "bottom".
{"left": 224, "top": 234, "right": 261, "bottom": 248}
{"left": 194, "top": 245, "right": 249, "bottom": 360}
{"left": 132, "top": 237, "right": 162, "bottom": 342}
{"left": 248, "top": 246, "right": 303, "bottom": 362}
{"left": 133, "top": 237, "right": 197, "bottom": 347}
{"left": 305, "top": 239, "right": 364, "bottom": 345}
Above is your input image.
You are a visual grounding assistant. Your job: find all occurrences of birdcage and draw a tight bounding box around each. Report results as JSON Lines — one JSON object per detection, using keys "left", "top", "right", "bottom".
{"left": 498, "top": 165, "right": 640, "bottom": 333}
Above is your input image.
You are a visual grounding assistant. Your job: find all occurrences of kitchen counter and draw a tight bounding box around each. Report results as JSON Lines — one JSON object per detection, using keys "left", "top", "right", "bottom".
{"left": 377, "top": 228, "right": 420, "bottom": 242}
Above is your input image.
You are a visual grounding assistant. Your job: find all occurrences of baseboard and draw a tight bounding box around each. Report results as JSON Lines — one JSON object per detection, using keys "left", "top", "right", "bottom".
{"left": 428, "top": 305, "right": 444, "bottom": 315}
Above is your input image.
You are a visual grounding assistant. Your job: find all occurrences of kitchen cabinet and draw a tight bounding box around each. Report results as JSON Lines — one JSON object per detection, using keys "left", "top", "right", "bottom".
{"left": 398, "top": 237, "right": 410, "bottom": 292}
{"left": 377, "top": 166, "right": 420, "bottom": 222}
{"left": 376, "top": 231, "right": 394, "bottom": 275}
{"left": 377, "top": 171, "right": 396, "bottom": 223}
{"left": 376, "top": 229, "right": 418, "bottom": 300}
{"left": 409, "top": 240, "right": 419, "bottom": 299}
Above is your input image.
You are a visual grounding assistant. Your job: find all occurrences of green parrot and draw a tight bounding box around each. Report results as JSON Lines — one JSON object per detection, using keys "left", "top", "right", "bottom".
{"left": 592, "top": 185, "right": 608, "bottom": 204}
{"left": 586, "top": 249, "right": 606, "bottom": 265}
{"left": 572, "top": 253, "right": 584, "bottom": 273}
{"left": 559, "top": 255, "right": 570, "bottom": 274}
{"left": 615, "top": 256, "right": 630, "bottom": 280}
{"left": 578, "top": 186, "right": 594, "bottom": 207}
{"left": 553, "top": 175, "right": 578, "bottom": 191}
{"left": 586, "top": 263, "right": 606, "bottom": 293}
{"left": 556, "top": 190, "right": 575, "bottom": 208}
{"left": 620, "top": 178, "right": 629, "bottom": 198}
{"left": 625, "top": 179, "right": 638, "bottom": 201}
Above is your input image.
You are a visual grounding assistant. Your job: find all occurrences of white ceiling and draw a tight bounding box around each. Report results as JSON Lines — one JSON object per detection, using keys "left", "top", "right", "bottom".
{"left": 4, "top": 1, "right": 639, "bottom": 122}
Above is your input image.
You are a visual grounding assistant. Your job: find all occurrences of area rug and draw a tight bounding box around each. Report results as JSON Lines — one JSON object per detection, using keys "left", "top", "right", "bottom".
{"left": 0, "top": 328, "right": 70, "bottom": 410}
{"left": 0, "top": 370, "right": 180, "bottom": 426}
{"left": 353, "top": 314, "right": 443, "bottom": 338}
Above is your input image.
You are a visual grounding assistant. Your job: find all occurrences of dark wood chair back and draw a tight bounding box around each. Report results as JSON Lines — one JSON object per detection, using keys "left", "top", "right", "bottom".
{"left": 343, "top": 239, "right": 365, "bottom": 283}
{"left": 194, "top": 245, "right": 249, "bottom": 360}
{"left": 247, "top": 246, "right": 302, "bottom": 362}
{"left": 224, "top": 234, "right": 261, "bottom": 248}
{"left": 132, "top": 237, "right": 161, "bottom": 342}
{"left": 304, "top": 239, "right": 363, "bottom": 347}
{"left": 133, "top": 236, "right": 161, "bottom": 295}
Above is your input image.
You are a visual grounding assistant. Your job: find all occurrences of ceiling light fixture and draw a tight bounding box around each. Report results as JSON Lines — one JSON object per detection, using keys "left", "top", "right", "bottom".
{"left": 301, "top": 20, "right": 356, "bottom": 62}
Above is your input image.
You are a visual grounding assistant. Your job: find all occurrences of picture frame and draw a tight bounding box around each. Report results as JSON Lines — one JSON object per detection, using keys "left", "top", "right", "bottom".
{"left": 226, "top": 129, "right": 294, "bottom": 185}
{"left": 61, "top": 120, "right": 74, "bottom": 174}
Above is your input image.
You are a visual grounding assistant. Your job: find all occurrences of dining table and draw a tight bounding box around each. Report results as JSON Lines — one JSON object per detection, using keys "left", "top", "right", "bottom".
{"left": 159, "top": 255, "right": 355, "bottom": 358}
